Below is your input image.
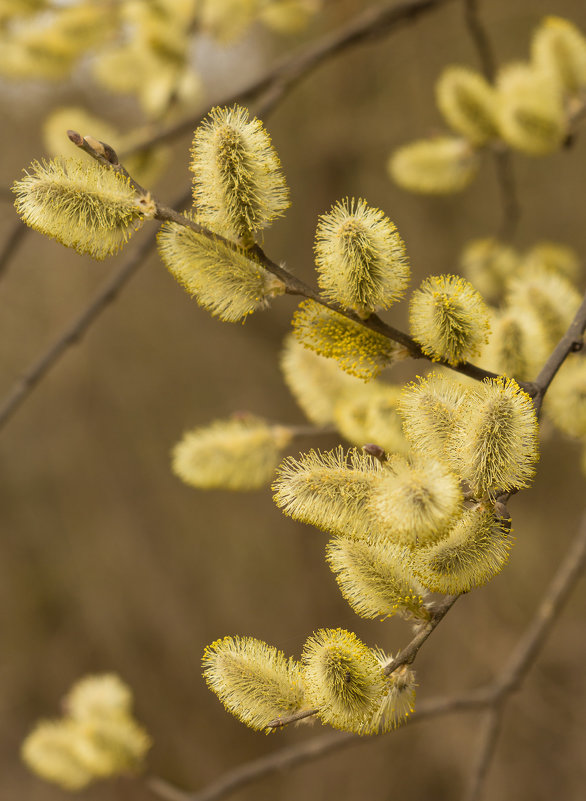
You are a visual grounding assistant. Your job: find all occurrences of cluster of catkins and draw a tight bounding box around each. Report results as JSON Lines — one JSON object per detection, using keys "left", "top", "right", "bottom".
{"left": 1, "top": 0, "right": 322, "bottom": 116}
{"left": 12, "top": 17, "right": 586, "bottom": 745}
{"left": 389, "top": 16, "right": 586, "bottom": 194}
{"left": 21, "top": 674, "right": 151, "bottom": 790}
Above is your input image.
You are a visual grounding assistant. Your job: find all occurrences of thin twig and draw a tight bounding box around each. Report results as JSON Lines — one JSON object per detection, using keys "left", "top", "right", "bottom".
{"left": 462, "top": 0, "right": 521, "bottom": 240}
{"left": 125, "top": 0, "right": 452, "bottom": 156}
{"left": 463, "top": 706, "right": 504, "bottom": 801}
{"left": 145, "top": 515, "right": 586, "bottom": 801}
{"left": 0, "top": 219, "right": 28, "bottom": 279}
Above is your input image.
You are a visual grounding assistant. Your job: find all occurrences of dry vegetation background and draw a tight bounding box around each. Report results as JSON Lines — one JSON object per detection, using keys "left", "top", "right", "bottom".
{"left": 1, "top": 1, "right": 586, "bottom": 800}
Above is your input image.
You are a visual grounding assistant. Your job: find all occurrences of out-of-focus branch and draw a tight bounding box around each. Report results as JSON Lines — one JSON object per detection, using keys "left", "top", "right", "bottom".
{"left": 126, "top": 0, "right": 452, "bottom": 156}
{"left": 463, "top": 706, "right": 504, "bottom": 801}
{"left": 462, "top": 0, "right": 521, "bottom": 240}
{"left": 0, "top": 219, "right": 28, "bottom": 278}
{"left": 146, "top": 515, "right": 586, "bottom": 801}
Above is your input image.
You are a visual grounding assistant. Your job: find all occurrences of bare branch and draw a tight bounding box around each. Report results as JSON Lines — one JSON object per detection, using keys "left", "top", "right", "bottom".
{"left": 0, "top": 219, "right": 28, "bottom": 279}
{"left": 462, "top": 0, "right": 521, "bottom": 240}
{"left": 146, "top": 514, "right": 586, "bottom": 801}
{"left": 462, "top": 706, "right": 504, "bottom": 801}
{"left": 126, "top": 0, "right": 452, "bottom": 156}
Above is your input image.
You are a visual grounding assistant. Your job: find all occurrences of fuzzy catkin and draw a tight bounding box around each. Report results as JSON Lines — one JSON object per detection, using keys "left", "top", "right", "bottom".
{"left": 13, "top": 158, "right": 154, "bottom": 259}
{"left": 190, "top": 105, "right": 289, "bottom": 241}
{"left": 292, "top": 300, "right": 407, "bottom": 380}
{"left": 326, "top": 536, "right": 430, "bottom": 621}
{"left": 531, "top": 16, "right": 586, "bottom": 95}
{"left": 450, "top": 377, "right": 539, "bottom": 498}
{"left": 410, "top": 506, "right": 512, "bottom": 594}
{"left": 302, "top": 629, "right": 386, "bottom": 734}
{"left": 333, "top": 381, "right": 411, "bottom": 456}
{"left": 409, "top": 274, "right": 491, "bottom": 366}
{"left": 388, "top": 136, "right": 478, "bottom": 195}
{"left": 157, "top": 220, "right": 285, "bottom": 322}
{"left": 436, "top": 66, "right": 500, "bottom": 145}
{"left": 272, "top": 447, "right": 384, "bottom": 539}
{"left": 314, "top": 197, "right": 410, "bottom": 315}
{"left": 202, "top": 636, "right": 306, "bottom": 731}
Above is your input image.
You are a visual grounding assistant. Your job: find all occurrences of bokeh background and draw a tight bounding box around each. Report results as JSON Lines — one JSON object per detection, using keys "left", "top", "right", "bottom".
{"left": 1, "top": 1, "right": 586, "bottom": 800}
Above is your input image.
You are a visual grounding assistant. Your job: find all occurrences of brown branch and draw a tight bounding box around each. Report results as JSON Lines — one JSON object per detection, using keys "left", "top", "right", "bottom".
{"left": 146, "top": 515, "right": 586, "bottom": 801}
{"left": 462, "top": 0, "right": 521, "bottom": 240}
{"left": 462, "top": 706, "right": 504, "bottom": 801}
{"left": 126, "top": 0, "right": 452, "bottom": 156}
{"left": 530, "top": 290, "right": 586, "bottom": 414}
{"left": 0, "top": 219, "right": 28, "bottom": 279}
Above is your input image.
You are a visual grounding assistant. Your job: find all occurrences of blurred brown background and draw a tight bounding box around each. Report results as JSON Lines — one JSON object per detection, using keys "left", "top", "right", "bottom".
{"left": 1, "top": 1, "right": 586, "bottom": 800}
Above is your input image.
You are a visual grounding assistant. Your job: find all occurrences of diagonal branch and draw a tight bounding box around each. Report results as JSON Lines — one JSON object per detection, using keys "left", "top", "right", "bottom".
{"left": 125, "top": 0, "right": 452, "bottom": 156}
{"left": 146, "top": 514, "right": 586, "bottom": 801}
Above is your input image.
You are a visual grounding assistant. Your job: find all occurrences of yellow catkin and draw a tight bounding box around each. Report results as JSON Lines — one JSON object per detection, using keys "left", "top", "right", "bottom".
{"left": 531, "top": 16, "right": 586, "bottom": 96}
{"left": 333, "top": 381, "right": 411, "bottom": 455}
{"left": 460, "top": 238, "right": 520, "bottom": 301}
{"left": 314, "top": 197, "right": 410, "bottom": 315}
{"left": 410, "top": 506, "right": 512, "bottom": 594}
{"left": 172, "top": 416, "right": 292, "bottom": 491}
{"left": 13, "top": 158, "right": 154, "bottom": 259}
{"left": 158, "top": 220, "right": 286, "bottom": 323}
{"left": 436, "top": 66, "right": 500, "bottom": 145}
{"left": 388, "top": 136, "right": 479, "bottom": 194}
{"left": 190, "top": 105, "right": 290, "bottom": 241}
{"left": 409, "top": 274, "right": 491, "bottom": 366}
{"left": 544, "top": 357, "right": 586, "bottom": 438}
{"left": 202, "top": 636, "right": 306, "bottom": 731}
{"left": 292, "top": 299, "right": 408, "bottom": 380}
{"left": 326, "top": 535, "right": 430, "bottom": 621}
{"left": 302, "top": 629, "right": 386, "bottom": 734}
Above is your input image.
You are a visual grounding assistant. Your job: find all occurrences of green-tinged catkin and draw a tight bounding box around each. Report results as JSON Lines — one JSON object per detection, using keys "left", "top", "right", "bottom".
{"left": 22, "top": 720, "right": 94, "bottom": 790}
{"left": 172, "top": 416, "right": 292, "bottom": 491}
{"left": 496, "top": 62, "right": 566, "bottom": 156}
{"left": 436, "top": 66, "right": 500, "bottom": 145}
{"left": 64, "top": 675, "right": 133, "bottom": 722}
{"left": 460, "top": 238, "right": 520, "bottom": 301}
{"left": 63, "top": 717, "right": 151, "bottom": 778}
{"left": 544, "top": 358, "right": 586, "bottom": 438}
{"left": 301, "top": 629, "right": 386, "bottom": 734}
{"left": 272, "top": 447, "right": 383, "bottom": 539}
{"left": 326, "top": 535, "right": 430, "bottom": 621}
{"left": 190, "top": 105, "right": 289, "bottom": 241}
{"left": 521, "top": 241, "right": 581, "bottom": 282}
{"left": 157, "top": 220, "right": 285, "bottom": 322}
{"left": 333, "top": 381, "right": 411, "bottom": 455}
{"left": 292, "top": 300, "right": 408, "bottom": 380}
{"left": 531, "top": 16, "right": 586, "bottom": 96}
{"left": 410, "top": 506, "right": 512, "bottom": 594}
{"left": 505, "top": 267, "right": 581, "bottom": 351}
{"left": 12, "top": 158, "right": 155, "bottom": 259}
{"left": 409, "top": 274, "right": 491, "bottom": 366}
{"left": 398, "top": 372, "right": 467, "bottom": 462}
{"left": 280, "top": 334, "right": 362, "bottom": 425}
{"left": 481, "top": 309, "right": 546, "bottom": 382}
{"left": 370, "top": 455, "right": 463, "bottom": 547}
{"left": 202, "top": 636, "right": 306, "bottom": 732}
{"left": 388, "top": 136, "right": 479, "bottom": 195}
{"left": 314, "top": 197, "right": 410, "bottom": 315}
{"left": 451, "top": 377, "right": 539, "bottom": 498}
